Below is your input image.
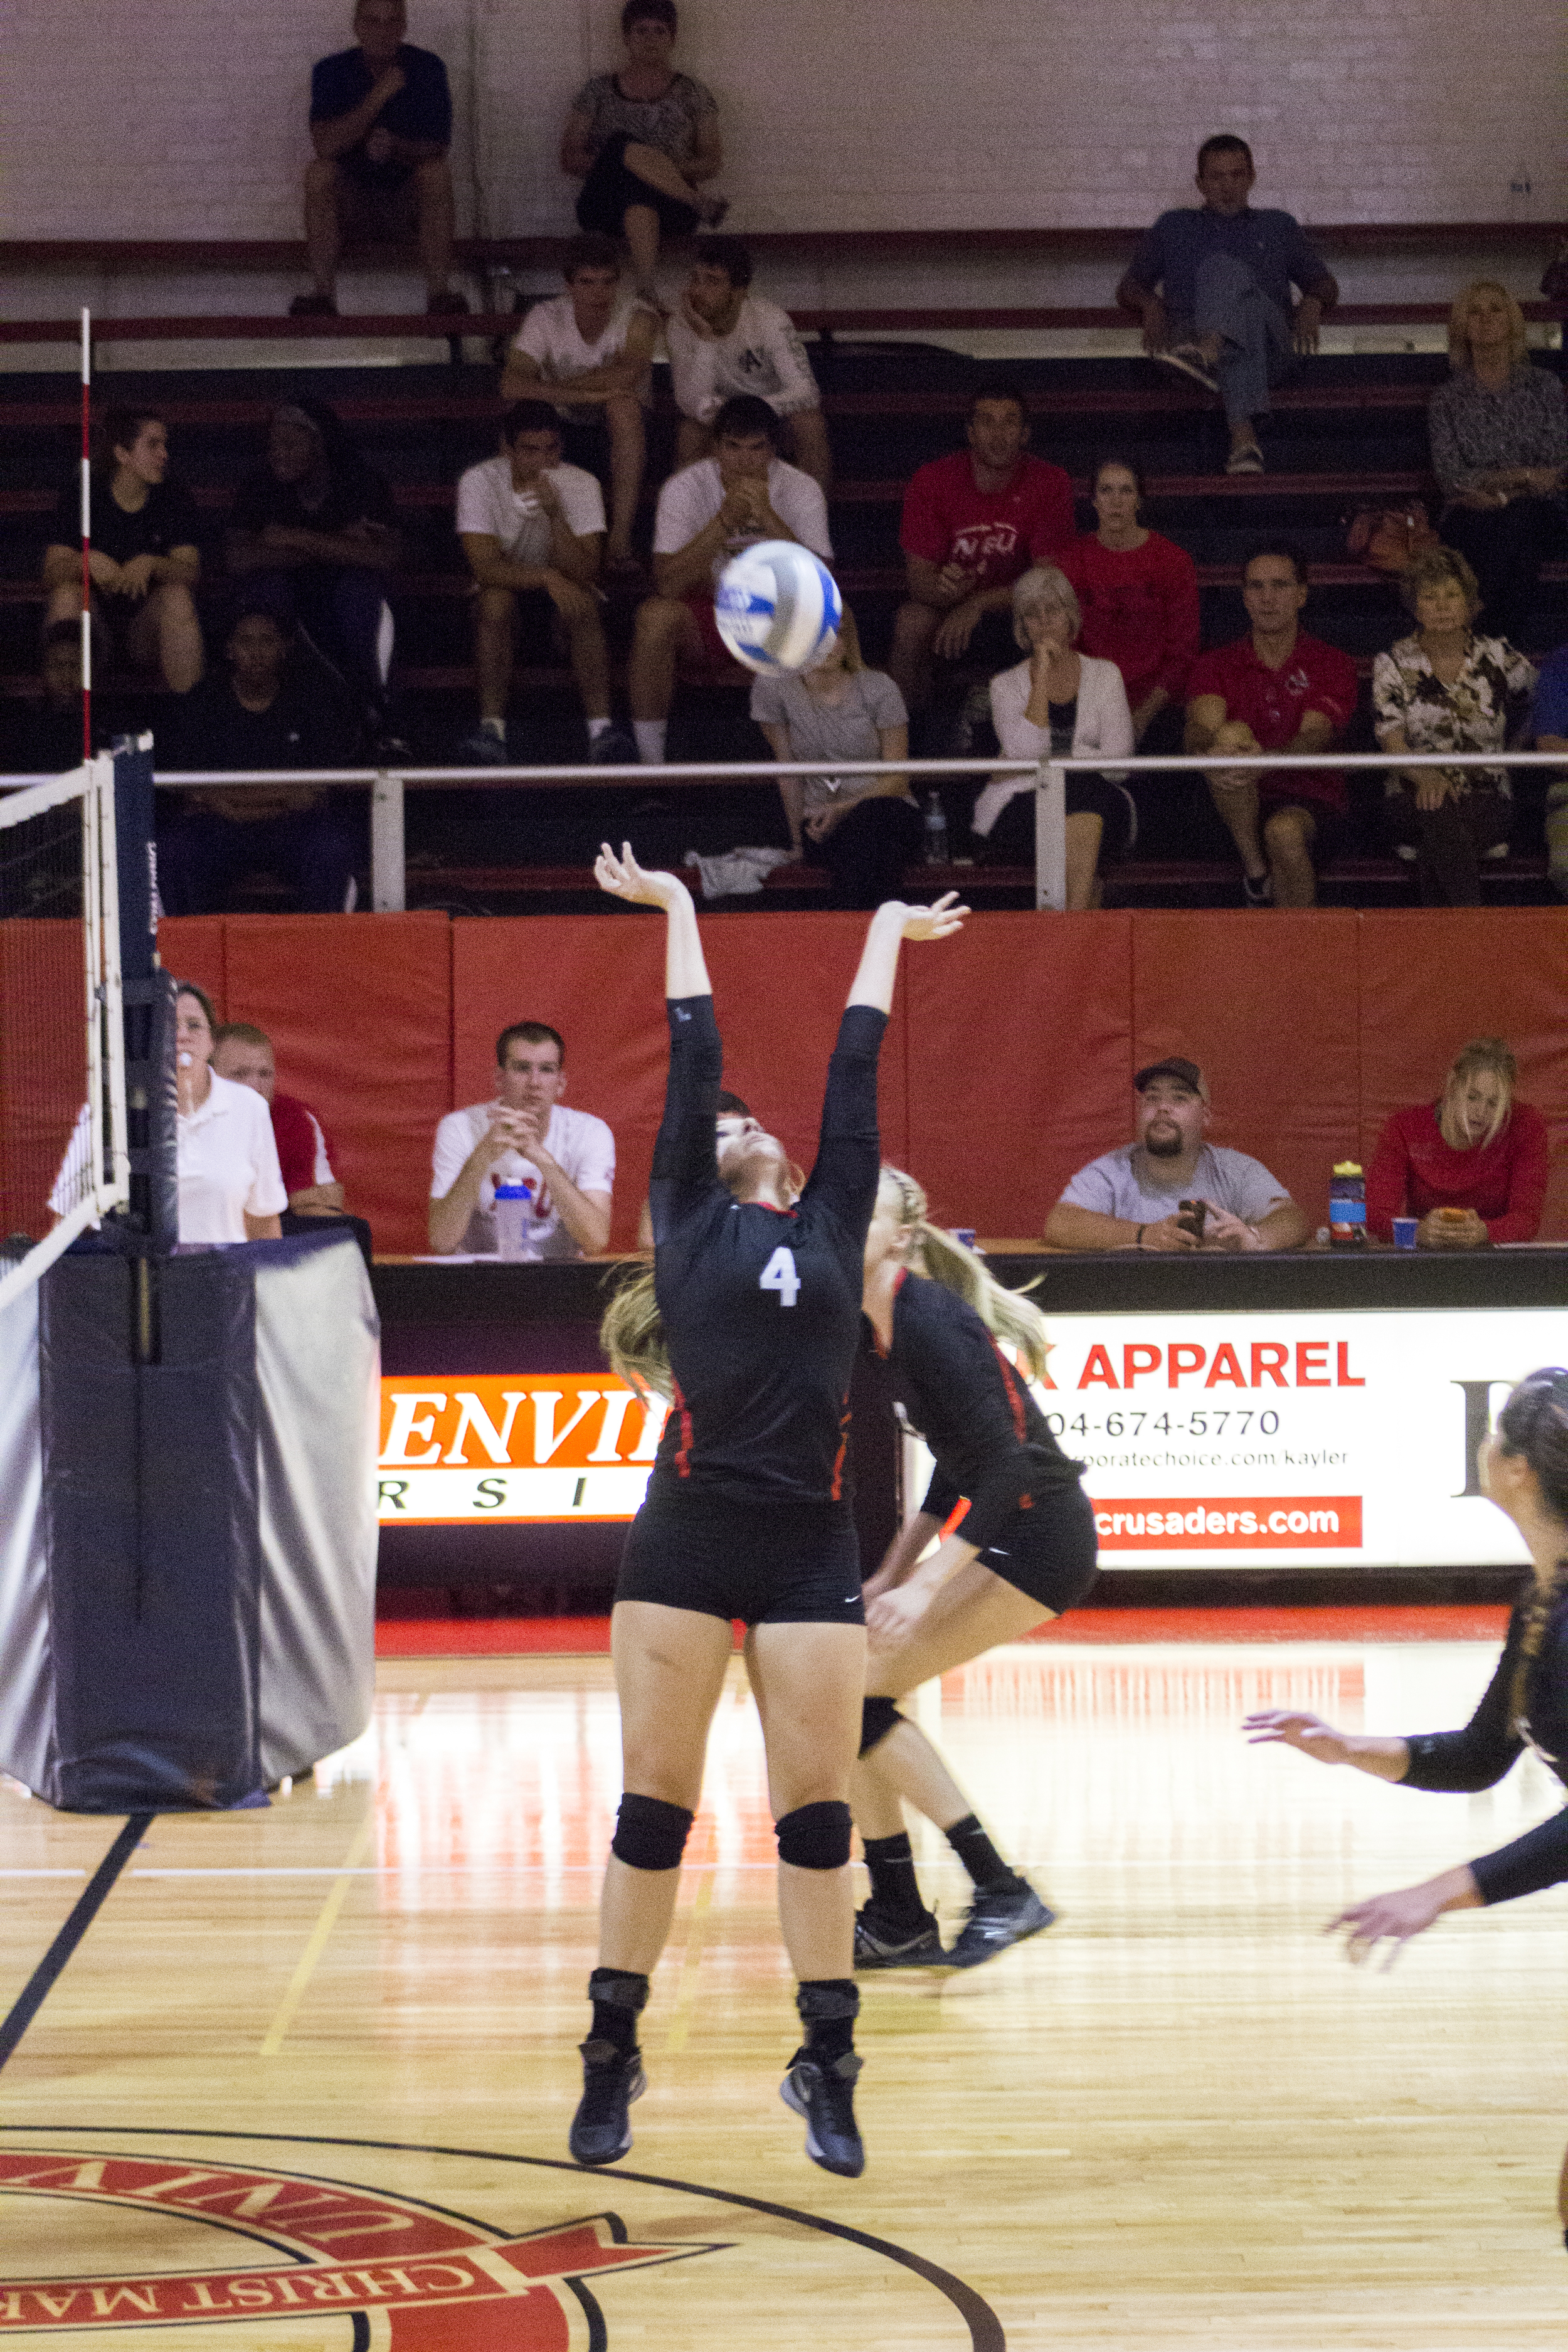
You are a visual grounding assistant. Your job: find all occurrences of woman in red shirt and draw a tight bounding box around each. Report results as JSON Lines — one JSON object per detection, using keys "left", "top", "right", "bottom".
{"left": 1367, "top": 1036, "right": 1550, "bottom": 1246}
{"left": 1059, "top": 456, "right": 1200, "bottom": 746}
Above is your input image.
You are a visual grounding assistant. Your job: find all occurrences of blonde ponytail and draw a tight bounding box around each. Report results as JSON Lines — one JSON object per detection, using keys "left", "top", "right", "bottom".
{"left": 877, "top": 1165, "right": 1051, "bottom": 1381}
{"left": 599, "top": 1266, "right": 674, "bottom": 1401}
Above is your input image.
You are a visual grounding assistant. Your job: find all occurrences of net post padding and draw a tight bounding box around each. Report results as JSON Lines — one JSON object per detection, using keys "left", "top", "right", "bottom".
{"left": 109, "top": 738, "right": 178, "bottom": 1258}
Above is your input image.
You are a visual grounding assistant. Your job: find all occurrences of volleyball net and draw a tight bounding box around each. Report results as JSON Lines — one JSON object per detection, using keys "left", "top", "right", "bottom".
{"left": 0, "top": 756, "right": 128, "bottom": 1313}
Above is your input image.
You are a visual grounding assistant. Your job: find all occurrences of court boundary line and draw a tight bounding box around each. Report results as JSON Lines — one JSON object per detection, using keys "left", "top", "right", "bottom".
{"left": 0, "top": 2125, "right": 1007, "bottom": 2349}
{"left": 0, "top": 1814, "right": 152, "bottom": 2072}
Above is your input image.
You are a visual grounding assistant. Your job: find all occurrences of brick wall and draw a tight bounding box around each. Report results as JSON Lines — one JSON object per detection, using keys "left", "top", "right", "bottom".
{"left": 3, "top": 0, "right": 1564, "bottom": 242}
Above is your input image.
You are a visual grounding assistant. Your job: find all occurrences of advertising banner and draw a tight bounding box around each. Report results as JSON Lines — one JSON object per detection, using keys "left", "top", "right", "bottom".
{"left": 903, "top": 1308, "right": 1564, "bottom": 1570}
{"left": 378, "top": 1375, "right": 665, "bottom": 1525}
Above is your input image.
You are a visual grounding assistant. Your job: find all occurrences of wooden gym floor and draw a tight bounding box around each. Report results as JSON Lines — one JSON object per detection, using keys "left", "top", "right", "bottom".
{"left": 1, "top": 1618, "right": 1565, "bottom": 2349}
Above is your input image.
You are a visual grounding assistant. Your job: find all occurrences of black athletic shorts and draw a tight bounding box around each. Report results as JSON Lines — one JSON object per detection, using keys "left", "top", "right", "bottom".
{"left": 968, "top": 1478, "right": 1099, "bottom": 1616}
{"left": 617, "top": 1486, "right": 865, "bottom": 1628}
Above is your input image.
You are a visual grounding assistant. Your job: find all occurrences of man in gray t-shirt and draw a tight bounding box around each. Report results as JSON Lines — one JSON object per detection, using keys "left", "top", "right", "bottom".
{"left": 1044, "top": 1056, "right": 1308, "bottom": 1253}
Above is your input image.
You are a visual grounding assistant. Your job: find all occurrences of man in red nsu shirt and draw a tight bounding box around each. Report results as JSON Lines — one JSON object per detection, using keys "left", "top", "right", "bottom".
{"left": 889, "top": 379, "right": 1075, "bottom": 716}
{"left": 1185, "top": 541, "right": 1359, "bottom": 907}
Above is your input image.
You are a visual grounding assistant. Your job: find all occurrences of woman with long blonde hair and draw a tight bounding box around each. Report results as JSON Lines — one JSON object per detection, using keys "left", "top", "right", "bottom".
{"left": 1365, "top": 1036, "right": 1549, "bottom": 1248}
{"left": 578, "top": 845, "right": 963, "bottom": 2182}
{"left": 850, "top": 1165, "right": 1099, "bottom": 1971}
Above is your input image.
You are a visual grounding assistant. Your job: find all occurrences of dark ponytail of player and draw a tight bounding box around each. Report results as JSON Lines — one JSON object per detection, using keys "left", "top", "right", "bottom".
{"left": 1495, "top": 1369, "right": 1568, "bottom": 1735}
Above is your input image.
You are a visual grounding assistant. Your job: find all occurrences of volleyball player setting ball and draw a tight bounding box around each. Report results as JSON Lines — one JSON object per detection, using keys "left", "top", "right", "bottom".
{"left": 852, "top": 1170, "right": 1100, "bottom": 1967}
{"left": 575, "top": 843, "right": 965, "bottom": 2180}
{"left": 1246, "top": 1370, "right": 1568, "bottom": 2240}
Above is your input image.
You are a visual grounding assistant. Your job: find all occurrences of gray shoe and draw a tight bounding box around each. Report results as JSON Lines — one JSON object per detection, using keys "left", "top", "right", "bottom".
{"left": 944, "top": 1882, "right": 1055, "bottom": 1969}
{"left": 588, "top": 724, "right": 639, "bottom": 766}
{"left": 460, "top": 726, "right": 511, "bottom": 766}
{"left": 1153, "top": 342, "right": 1219, "bottom": 395}
{"left": 854, "top": 1904, "right": 948, "bottom": 1970}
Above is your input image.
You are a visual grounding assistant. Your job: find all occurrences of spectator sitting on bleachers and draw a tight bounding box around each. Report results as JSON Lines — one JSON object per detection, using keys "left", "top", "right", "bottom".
{"left": 1365, "top": 1036, "right": 1548, "bottom": 1250}
{"left": 1043, "top": 1057, "right": 1306, "bottom": 1254}
{"left": 499, "top": 234, "right": 660, "bottom": 573}
{"left": 172, "top": 985, "right": 286, "bottom": 1246}
{"left": 455, "top": 400, "right": 632, "bottom": 767}
{"left": 1116, "top": 134, "right": 1338, "bottom": 477}
{"left": 666, "top": 237, "right": 831, "bottom": 492}
{"left": 972, "top": 565, "right": 1135, "bottom": 912}
{"left": 561, "top": 0, "right": 727, "bottom": 304}
{"left": 628, "top": 393, "right": 832, "bottom": 766}
{"left": 429, "top": 1022, "right": 615, "bottom": 1259}
{"left": 1185, "top": 542, "right": 1359, "bottom": 908}
{"left": 210, "top": 1022, "right": 375, "bottom": 1269}
{"left": 1059, "top": 457, "right": 1200, "bottom": 750}
{"left": 4, "top": 623, "right": 87, "bottom": 775}
{"left": 43, "top": 408, "right": 203, "bottom": 697}
{"left": 751, "top": 606, "right": 914, "bottom": 908}
{"left": 1372, "top": 545, "right": 1536, "bottom": 908}
{"left": 1531, "top": 635, "right": 1568, "bottom": 899}
{"left": 1428, "top": 280, "right": 1567, "bottom": 647}
{"left": 887, "top": 381, "right": 1074, "bottom": 733}
{"left": 157, "top": 608, "right": 360, "bottom": 917}
{"left": 293, "top": 0, "right": 464, "bottom": 319}
{"left": 226, "top": 400, "right": 400, "bottom": 740}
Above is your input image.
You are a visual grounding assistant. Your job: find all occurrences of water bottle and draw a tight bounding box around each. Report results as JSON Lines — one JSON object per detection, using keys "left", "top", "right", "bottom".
{"left": 923, "top": 790, "right": 949, "bottom": 867}
{"left": 493, "top": 1179, "right": 535, "bottom": 1261}
{"left": 1328, "top": 1160, "right": 1365, "bottom": 1250}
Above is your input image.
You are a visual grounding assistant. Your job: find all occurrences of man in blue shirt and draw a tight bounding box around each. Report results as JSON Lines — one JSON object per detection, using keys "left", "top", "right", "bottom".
{"left": 1531, "top": 641, "right": 1568, "bottom": 898}
{"left": 292, "top": 0, "right": 465, "bottom": 318}
{"left": 1116, "top": 136, "right": 1338, "bottom": 477}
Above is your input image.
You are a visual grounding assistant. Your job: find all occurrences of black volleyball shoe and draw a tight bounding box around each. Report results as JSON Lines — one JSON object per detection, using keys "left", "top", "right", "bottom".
{"left": 781, "top": 2047, "right": 866, "bottom": 2177}
{"left": 569, "top": 2038, "right": 645, "bottom": 2166}
{"left": 853, "top": 1902, "right": 948, "bottom": 1969}
{"left": 943, "top": 1882, "right": 1056, "bottom": 1968}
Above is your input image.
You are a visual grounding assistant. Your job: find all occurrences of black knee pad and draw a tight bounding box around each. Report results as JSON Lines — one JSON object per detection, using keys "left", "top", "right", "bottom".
{"left": 612, "top": 1791, "right": 694, "bottom": 1872}
{"left": 858, "top": 1696, "right": 904, "bottom": 1757}
{"left": 776, "top": 1800, "right": 853, "bottom": 1870}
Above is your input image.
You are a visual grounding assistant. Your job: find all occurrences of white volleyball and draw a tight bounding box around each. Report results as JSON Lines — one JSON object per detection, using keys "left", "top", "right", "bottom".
{"left": 713, "top": 540, "right": 842, "bottom": 675}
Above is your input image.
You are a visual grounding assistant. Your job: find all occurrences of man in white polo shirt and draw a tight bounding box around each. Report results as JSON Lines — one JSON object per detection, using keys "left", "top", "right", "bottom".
{"left": 627, "top": 393, "right": 834, "bottom": 766}
{"left": 665, "top": 236, "right": 830, "bottom": 491}
{"left": 455, "top": 400, "right": 635, "bottom": 766}
{"left": 429, "top": 1020, "right": 615, "bottom": 1258}
{"left": 499, "top": 233, "right": 660, "bottom": 572}
{"left": 1043, "top": 1056, "right": 1307, "bottom": 1253}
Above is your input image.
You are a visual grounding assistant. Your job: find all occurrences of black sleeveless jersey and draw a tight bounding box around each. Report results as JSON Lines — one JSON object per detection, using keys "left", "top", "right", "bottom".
{"left": 646, "top": 993, "right": 886, "bottom": 1507}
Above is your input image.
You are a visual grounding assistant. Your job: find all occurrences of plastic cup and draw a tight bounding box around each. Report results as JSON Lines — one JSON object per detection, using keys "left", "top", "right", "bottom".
{"left": 950, "top": 1227, "right": 978, "bottom": 1251}
{"left": 1392, "top": 1216, "right": 1418, "bottom": 1251}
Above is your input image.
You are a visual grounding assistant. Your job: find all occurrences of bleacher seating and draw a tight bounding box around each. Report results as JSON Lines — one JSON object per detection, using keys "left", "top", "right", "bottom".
{"left": 3, "top": 298, "right": 1564, "bottom": 909}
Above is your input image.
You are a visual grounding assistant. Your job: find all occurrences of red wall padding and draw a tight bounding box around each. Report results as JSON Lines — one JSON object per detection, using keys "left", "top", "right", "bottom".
{"left": 452, "top": 913, "right": 910, "bottom": 1250}
{"left": 148, "top": 908, "right": 1568, "bottom": 1251}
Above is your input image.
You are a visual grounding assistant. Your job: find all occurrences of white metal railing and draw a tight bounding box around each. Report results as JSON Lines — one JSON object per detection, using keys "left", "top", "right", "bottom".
{"left": 6, "top": 749, "right": 1565, "bottom": 915}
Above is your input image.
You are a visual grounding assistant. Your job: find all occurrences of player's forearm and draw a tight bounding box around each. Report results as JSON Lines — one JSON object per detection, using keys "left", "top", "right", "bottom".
{"left": 1341, "top": 1735, "right": 1412, "bottom": 1783}
{"left": 876, "top": 1513, "right": 942, "bottom": 1587}
{"left": 429, "top": 1147, "right": 491, "bottom": 1253}
{"left": 536, "top": 1162, "right": 611, "bottom": 1255}
{"left": 845, "top": 901, "right": 909, "bottom": 1014}
{"left": 660, "top": 881, "right": 712, "bottom": 1000}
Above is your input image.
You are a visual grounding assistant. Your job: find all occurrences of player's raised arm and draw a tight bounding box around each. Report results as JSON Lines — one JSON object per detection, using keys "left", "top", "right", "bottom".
{"left": 595, "top": 840, "right": 711, "bottom": 1000}
{"left": 846, "top": 892, "right": 968, "bottom": 1016}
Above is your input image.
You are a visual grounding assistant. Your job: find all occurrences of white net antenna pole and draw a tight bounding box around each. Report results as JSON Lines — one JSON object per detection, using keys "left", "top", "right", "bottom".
{"left": 80, "top": 307, "right": 91, "bottom": 763}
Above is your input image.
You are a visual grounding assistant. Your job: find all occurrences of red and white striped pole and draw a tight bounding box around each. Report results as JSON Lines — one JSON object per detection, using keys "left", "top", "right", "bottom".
{"left": 80, "top": 305, "right": 92, "bottom": 763}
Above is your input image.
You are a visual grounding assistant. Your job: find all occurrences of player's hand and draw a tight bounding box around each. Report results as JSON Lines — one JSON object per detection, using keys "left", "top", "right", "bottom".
{"left": 1242, "top": 1708, "right": 1359, "bottom": 1764}
{"left": 1138, "top": 1214, "right": 1199, "bottom": 1252}
{"left": 117, "top": 553, "right": 157, "bottom": 600}
{"left": 933, "top": 596, "right": 982, "bottom": 660}
{"left": 1328, "top": 1880, "right": 1452, "bottom": 1968}
{"left": 866, "top": 1586, "right": 928, "bottom": 1648}
{"left": 885, "top": 891, "right": 968, "bottom": 942}
{"left": 595, "top": 840, "right": 690, "bottom": 909}
{"left": 484, "top": 1103, "right": 534, "bottom": 1155}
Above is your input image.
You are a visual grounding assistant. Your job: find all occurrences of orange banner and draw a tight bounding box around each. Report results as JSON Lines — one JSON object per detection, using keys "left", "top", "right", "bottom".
{"left": 379, "top": 1376, "right": 664, "bottom": 1473}
{"left": 1092, "top": 1496, "right": 1363, "bottom": 1550}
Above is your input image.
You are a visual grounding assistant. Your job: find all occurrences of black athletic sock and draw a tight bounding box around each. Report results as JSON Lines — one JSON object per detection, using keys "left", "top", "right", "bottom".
{"left": 587, "top": 1966, "right": 649, "bottom": 2055}
{"left": 796, "top": 1978, "right": 859, "bottom": 2065}
{"left": 944, "top": 1813, "right": 1025, "bottom": 1896}
{"left": 861, "top": 1831, "right": 928, "bottom": 1926}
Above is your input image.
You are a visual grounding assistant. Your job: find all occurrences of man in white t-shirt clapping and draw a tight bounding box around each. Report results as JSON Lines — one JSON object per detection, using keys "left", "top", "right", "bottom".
{"left": 628, "top": 395, "right": 834, "bottom": 766}
{"left": 499, "top": 234, "right": 660, "bottom": 573}
{"left": 455, "top": 400, "right": 635, "bottom": 766}
{"left": 429, "top": 1020, "right": 615, "bottom": 1258}
{"left": 1043, "top": 1057, "right": 1308, "bottom": 1253}
{"left": 665, "top": 238, "right": 830, "bottom": 492}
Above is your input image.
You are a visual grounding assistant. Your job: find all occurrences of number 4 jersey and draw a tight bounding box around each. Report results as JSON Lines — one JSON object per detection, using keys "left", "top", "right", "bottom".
{"left": 645, "top": 993, "right": 886, "bottom": 1508}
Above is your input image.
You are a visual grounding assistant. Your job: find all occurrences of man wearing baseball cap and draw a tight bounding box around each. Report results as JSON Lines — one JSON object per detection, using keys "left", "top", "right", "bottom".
{"left": 1043, "top": 1058, "right": 1307, "bottom": 1253}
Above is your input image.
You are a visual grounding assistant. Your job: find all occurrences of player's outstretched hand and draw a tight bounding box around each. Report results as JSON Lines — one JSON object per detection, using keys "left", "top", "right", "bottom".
{"left": 885, "top": 891, "right": 968, "bottom": 943}
{"left": 595, "top": 841, "right": 690, "bottom": 910}
{"left": 1327, "top": 1880, "right": 1451, "bottom": 1968}
{"left": 1242, "top": 1709, "right": 1357, "bottom": 1765}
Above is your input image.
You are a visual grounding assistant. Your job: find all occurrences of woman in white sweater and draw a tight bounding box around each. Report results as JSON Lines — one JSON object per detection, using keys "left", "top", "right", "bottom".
{"left": 972, "top": 564, "right": 1136, "bottom": 910}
